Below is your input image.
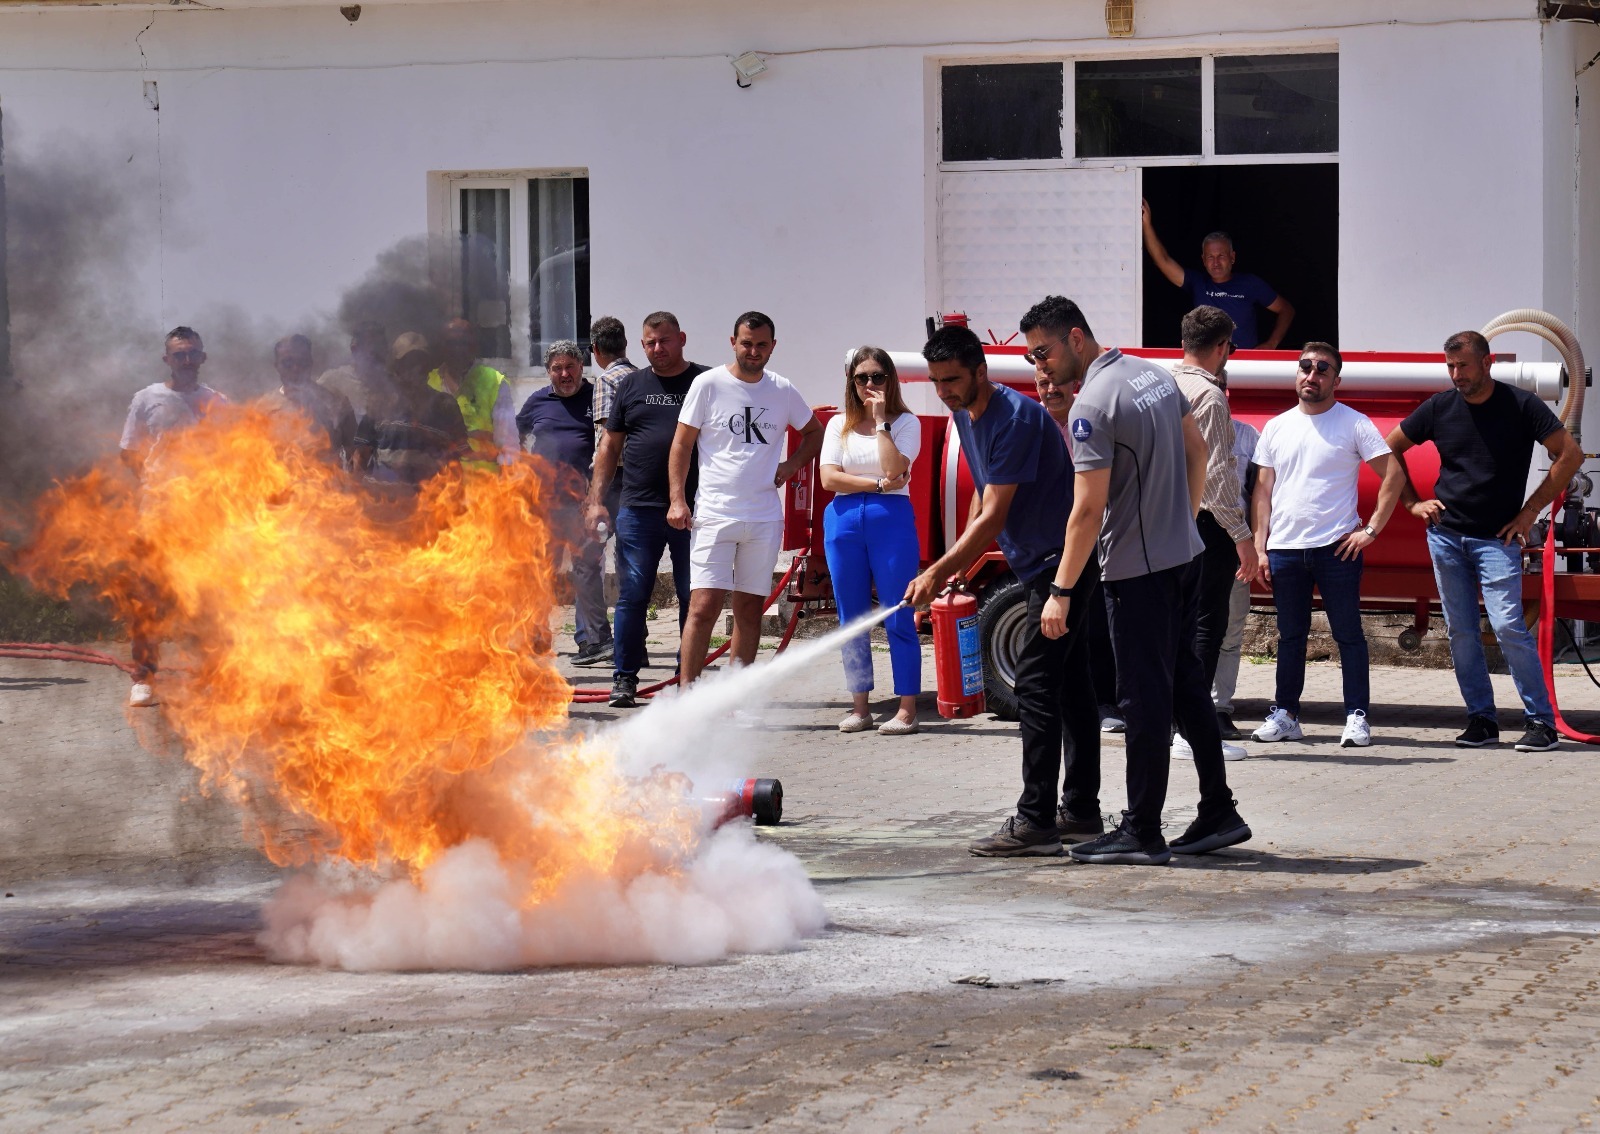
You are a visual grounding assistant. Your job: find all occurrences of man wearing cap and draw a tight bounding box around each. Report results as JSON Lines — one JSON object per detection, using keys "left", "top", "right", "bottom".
{"left": 355, "top": 333, "right": 469, "bottom": 487}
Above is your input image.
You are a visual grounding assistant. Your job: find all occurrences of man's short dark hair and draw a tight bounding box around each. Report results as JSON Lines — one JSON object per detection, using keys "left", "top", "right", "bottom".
{"left": 922, "top": 324, "right": 987, "bottom": 374}
{"left": 273, "top": 334, "right": 312, "bottom": 359}
{"left": 643, "top": 311, "right": 680, "bottom": 331}
{"left": 1019, "top": 295, "right": 1094, "bottom": 341}
{"left": 733, "top": 310, "right": 776, "bottom": 337}
{"left": 589, "top": 315, "right": 627, "bottom": 356}
{"left": 1301, "top": 340, "right": 1343, "bottom": 373}
{"left": 1201, "top": 231, "right": 1235, "bottom": 251}
{"left": 1180, "top": 306, "right": 1236, "bottom": 354}
{"left": 1443, "top": 330, "right": 1491, "bottom": 358}
{"left": 165, "top": 325, "right": 201, "bottom": 348}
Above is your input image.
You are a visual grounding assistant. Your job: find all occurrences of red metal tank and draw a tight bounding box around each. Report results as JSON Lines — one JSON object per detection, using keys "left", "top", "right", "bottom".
{"left": 931, "top": 584, "right": 986, "bottom": 718}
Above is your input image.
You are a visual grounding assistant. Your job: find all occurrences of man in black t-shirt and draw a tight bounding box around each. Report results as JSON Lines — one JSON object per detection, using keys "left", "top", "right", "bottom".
{"left": 584, "top": 311, "right": 709, "bottom": 707}
{"left": 1388, "top": 330, "right": 1583, "bottom": 752}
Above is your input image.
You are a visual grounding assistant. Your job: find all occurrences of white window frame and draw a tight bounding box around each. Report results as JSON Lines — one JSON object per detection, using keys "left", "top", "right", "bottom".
{"left": 936, "top": 46, "right": 1339, "bottom": 173}
{"left": 430, "top": 167, "right": 588, "bottom": 378}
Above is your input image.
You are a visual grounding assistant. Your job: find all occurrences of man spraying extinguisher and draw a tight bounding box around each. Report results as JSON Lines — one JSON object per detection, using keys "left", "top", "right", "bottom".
{"left": 904, "top": 324, "right": 1104, "bottom": 858}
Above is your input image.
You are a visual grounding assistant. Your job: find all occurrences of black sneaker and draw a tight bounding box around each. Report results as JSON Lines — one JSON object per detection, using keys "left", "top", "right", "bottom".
{"left": 608, "top": 673, "right": 638, "bottom": 709}
{"left": 1514, "top": 722, "right": 1560, "bottom": 752}
{"left": 1068, "top": 816, "right": 1171, "bottom": 866}
{"left": 1055, "top": 807, "right": 1105, "bottom": 844}
{"left": 1453, "top": 716, "right": 1499, "bottom": 747}
{"left": 1216, "top": 712, "right": 1244, "bottom": 741}
{"left": 969, "top": 815, "right": 1063, "bottom": 858}
{"left": 574, "top": 641, "right": 615, "bottom": 667}
{"left": 1169, "top": 808, "right": 1252, "bottom": 855}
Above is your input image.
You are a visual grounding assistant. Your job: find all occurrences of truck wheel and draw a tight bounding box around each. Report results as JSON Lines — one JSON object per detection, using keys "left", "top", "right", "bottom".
{"left": 977, "top": 573, "right": 1027, "bottom": 721}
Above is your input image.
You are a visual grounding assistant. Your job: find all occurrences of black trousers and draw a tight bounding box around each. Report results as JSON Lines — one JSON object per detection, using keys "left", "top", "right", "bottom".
{"left": 1194, "top": 510, "right": 1242, "bottom": 692}
{"left": 1085, "top": 586, "right": 1119, "bottom": 713}
{"left": 1103, "top": 557, "right": 1234, "bottom": 839}
{"left": 1013, "top": 562, "right": 1102, "bottom": 828}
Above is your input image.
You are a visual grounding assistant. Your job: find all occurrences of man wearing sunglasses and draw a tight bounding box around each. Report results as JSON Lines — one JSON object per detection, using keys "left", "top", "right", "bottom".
{"left": 119, "top": 325, "right": 229, "bottom": 708}
{"left": 1251, "top": 343, "right": 1406, "bottom": 748}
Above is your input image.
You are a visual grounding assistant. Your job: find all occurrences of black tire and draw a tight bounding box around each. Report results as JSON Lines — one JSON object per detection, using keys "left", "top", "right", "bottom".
{"left": 976, "top": 573, "right": 1028, "bottom": 722}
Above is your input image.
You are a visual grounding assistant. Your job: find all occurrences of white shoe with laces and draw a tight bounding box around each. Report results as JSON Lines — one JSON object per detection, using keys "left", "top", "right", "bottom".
{"left": 1340, "top": 709, "right": 1371, "bottom": 748}
{"left": 1171, "top": 733, "right": 1248, "bottom": 761}
{"left": 1253, "top": 705, "right": 1303, "bottom": 742}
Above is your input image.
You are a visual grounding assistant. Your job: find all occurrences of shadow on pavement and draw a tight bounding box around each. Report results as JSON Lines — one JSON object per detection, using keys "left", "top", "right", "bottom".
{"left": 1171, "top": 850, "right": 1426, "bottom": 874}
{"left": 0, "top": 675, "right": 91, "bottom": 691}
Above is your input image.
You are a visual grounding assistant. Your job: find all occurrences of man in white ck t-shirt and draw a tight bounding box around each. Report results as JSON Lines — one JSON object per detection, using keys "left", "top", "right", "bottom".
{"left": 1250, "top": 341, "right": 1405, "bottom": 748}
{"left": 667, "top": 311, "right": 824, "bottom": 685}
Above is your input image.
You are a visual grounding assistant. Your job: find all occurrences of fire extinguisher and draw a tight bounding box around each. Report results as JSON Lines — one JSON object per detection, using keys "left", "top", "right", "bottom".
{"left": 931, "top": 582, "right": 986, "bottom": 719}
{"left": 705, "top": 778, "right": 784, "bottom": 827}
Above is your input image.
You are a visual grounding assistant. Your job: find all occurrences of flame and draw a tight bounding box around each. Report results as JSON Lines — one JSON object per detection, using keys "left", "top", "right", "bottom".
{"left": 13, "top": 405, "right": 701, "bottom": 897}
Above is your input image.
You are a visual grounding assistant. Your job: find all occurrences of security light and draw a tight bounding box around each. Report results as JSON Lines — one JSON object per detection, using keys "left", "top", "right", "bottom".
{"left": 732, "top": 52, "right": 768, "bottom": 88}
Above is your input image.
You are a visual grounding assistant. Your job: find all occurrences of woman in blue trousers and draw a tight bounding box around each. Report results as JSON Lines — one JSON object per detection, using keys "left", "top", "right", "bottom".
{"left": 819, "top": 346, "right": 924, "bottom": 735}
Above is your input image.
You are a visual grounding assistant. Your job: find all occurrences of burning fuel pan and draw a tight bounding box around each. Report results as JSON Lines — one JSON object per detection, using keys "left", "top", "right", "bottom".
{"left": 710, "top": 778, "right": 783, "bottom": 826}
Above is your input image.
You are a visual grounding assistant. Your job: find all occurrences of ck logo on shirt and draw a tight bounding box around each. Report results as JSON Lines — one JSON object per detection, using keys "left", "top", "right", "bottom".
{"left": 716, "top": 406, "right": 772, "bottom": 445}
{"left": 1071, "top": 418, "right": 1093, "bottom": 441}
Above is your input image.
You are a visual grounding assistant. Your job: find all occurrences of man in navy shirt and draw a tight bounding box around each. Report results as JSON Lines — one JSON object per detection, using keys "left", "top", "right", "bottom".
{"left": 1387, "top": 330, "right": 1583, "bottom": 752}
{"left": 905, "top": 324, "right": 1101, "bottom": 858}
{"left": 1141, "top": 200, "right": 1295, "bottom": 350}
{"left": 518, "top": 339, "right": 612, "bottom": 667}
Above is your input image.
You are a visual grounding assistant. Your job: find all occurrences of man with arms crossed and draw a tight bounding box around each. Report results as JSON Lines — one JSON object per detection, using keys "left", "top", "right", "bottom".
{"left": 586, "top": 312, "right": 709, "bottom": 708}
{"left": 668, "top": 312, "right": 822, "bottom": 686}
{"left": 1036, "top": 297, "right": 1249, "bottom": 865}
{"left": 1387, "top": 331, "right": 1581, "bottom": 751}
{"left": 905, "top": 319, "right": 1103, "bottom": 857}
{"left": 1252, "top": 343, "right": 1406, "bottom": 747}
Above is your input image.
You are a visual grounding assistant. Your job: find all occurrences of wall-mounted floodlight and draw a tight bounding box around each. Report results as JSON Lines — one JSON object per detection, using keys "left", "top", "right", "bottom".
{"left": 732, "top": 52, "right": 768, "bottom": 88}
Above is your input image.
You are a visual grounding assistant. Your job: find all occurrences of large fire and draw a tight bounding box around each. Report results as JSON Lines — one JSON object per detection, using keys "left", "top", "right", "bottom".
{"left": 13, "top": 405, "right": 705, "bottom": 907}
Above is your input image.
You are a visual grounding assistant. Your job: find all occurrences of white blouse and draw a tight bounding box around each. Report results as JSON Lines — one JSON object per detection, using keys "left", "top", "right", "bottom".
{"left": 819, "top": 413, "right": 922, "bottom": 496}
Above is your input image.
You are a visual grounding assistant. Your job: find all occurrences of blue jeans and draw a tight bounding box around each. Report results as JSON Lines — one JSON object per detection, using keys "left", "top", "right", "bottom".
{"left": 612, "top": 506, "right": 690, "bottom": 679}
{"left": 1427, "top": 526, "right": 1552, "bottom": 726}
{"left": 823, "top": 493, "right": 921, "bottom": 697}
{"left": 1268, "top": 544, "right": 1367, "bottom": 716}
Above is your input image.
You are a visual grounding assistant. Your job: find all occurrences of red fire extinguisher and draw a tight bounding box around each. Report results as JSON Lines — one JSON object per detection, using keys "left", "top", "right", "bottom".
{"left": 931, "top": 582, "right": 986, "bottom": 719}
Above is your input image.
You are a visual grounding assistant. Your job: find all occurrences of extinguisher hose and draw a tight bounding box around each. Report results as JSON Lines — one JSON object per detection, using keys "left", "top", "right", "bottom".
{"left": 1537, "top": 493, "right": 1600, "bottom": 743}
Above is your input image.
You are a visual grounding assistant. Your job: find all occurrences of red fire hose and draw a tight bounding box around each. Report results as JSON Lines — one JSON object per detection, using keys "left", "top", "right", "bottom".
{"left": 0, "top": 642, "right": 137, "bottom": 675}
{"left": 568, "top": 555, "right": 804, "bottom": 703}
{"left": 1537, "top": 496, "right": 1600, "bottom": 744}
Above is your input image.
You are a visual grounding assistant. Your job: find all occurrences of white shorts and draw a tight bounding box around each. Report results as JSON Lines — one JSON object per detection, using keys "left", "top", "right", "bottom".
{"left": 689, "top": 517, "right": 785, "bottom": 595}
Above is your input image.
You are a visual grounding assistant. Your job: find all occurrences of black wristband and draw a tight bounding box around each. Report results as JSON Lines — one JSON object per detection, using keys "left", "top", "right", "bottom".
{"left": 1048, "top": 582, "right": 1068, "bottom": 598}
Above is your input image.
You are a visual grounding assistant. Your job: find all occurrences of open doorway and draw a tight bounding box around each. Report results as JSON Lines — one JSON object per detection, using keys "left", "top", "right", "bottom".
{"left": 1140, "top": 163, "right": 1338, "bottom": 349}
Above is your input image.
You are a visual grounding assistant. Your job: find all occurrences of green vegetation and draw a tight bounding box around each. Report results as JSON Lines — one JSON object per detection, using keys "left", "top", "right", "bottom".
{"left": 0, "top": 570, "right": 118, "bottom": 644}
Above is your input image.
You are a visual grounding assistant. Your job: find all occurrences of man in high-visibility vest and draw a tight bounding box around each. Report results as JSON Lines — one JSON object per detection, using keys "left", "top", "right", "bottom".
{"left": 429, "top": 317, "right": 518, "bottom": 472}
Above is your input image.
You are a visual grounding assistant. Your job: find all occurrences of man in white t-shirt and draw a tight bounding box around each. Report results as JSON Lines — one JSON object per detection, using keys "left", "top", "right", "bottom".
{"left": 667, "top": 311, "right": 823, "bottom": 685}
{"left": 1250, "top": 341, "right": 1405, "bottom": 748}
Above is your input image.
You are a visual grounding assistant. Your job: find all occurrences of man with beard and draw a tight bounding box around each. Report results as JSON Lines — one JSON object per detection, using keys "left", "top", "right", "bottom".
{"left": 260, "top": 334, "right": 357, "bottom": 468}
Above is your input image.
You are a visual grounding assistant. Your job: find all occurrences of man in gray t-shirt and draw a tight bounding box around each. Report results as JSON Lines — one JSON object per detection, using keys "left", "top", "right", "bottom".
{"left": 1027, "top": 295, "right": 1250, "bottom": 866}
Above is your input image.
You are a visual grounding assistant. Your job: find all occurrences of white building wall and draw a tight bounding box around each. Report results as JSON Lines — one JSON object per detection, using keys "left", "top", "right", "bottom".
{"left": 0, "top": 0, "right": 1583, "bottom": 410}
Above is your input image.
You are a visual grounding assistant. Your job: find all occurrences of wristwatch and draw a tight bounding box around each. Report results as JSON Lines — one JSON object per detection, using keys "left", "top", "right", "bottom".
{"left": 1363, "top": 524, "right": 1378, "bottom": 538}
{"left": 874, "top": 477, "right": 886, "bottom": 493}
{"left": 1048, "top": 582, "right": 1069, "bottom": 598}
{"left": 877, "top": 420, "right": 892, "bottom": 433}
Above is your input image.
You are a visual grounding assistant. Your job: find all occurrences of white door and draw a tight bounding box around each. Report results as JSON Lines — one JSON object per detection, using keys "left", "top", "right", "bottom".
{"left": 938, "top": 168, "right": 1141, "bottom": 348}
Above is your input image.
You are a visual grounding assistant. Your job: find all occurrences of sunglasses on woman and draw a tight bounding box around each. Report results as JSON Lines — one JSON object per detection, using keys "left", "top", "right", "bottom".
{"left": 853, "top": 372, "right": 889, "bottom": 386}
{"left": 1297, "top": 358, "right": 1333, "bottom": 375}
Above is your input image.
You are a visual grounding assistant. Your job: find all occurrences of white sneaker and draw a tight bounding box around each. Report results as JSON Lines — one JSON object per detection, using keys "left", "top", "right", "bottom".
{"left": 1172, "top": 733, "right": 1248, "bottom": 761}
{"left": 1100, "top": 714, "right": 1127, "bottom": 733}
{"left": 1340, "top": 709, "right": 1371, "bottom": 748}
{"left": 1253, "top": 706, "right": 1302, "bottom": 742}
{"left": 838, "top": 712, "right": 873, "bottom": 733}
{"left": 128, "top": 682, "right": 156, "bottom": 707}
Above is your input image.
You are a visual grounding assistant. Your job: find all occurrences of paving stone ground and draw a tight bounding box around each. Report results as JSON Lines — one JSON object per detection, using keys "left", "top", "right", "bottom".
{"left": 2, "top": 611, "right": 1599, "bottom": 1133}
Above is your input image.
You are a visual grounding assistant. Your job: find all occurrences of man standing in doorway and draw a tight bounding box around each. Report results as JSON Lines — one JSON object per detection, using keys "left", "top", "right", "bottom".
{"left": 585, "top": 312, "right": 708, "bottom": 708}
{"left": 904, "top": 319, "right": 1102, "bottom": 858}
{"left": 1251, "top": 342, "right": 1406, "bottom": 747}
{"left": 1142, "top": 200, "right": 1295, "bottom": 350}
{"left": 1168, "top": 306, "right": 1256, "bottom": 761}
{"left": 429, "top": 317, "right": 518, "bottom": 472}
{"left": 519, "top": 339, "right": 612, "bottom": 667}
{"left": 1387, "top": 330, "right": 1582, "bottom": 751}
{"left": 119, "top": 325, "right": 229, "bottom": 707}
{"left": 1035, "top": 297, "right": 1249, "bottom": 866}
{"left": 669, "top": 312, "right": 822, "bottom": 686}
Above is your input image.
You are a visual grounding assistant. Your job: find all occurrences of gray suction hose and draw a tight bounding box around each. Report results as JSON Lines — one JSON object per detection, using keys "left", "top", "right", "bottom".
{"left": 1481, "top": 309, "right": 1587, "bottom": 445}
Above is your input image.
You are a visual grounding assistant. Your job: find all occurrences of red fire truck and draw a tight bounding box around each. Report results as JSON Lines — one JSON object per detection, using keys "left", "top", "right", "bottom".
{"left": 781, "top": 330, "right": 1600, "bottom": 723}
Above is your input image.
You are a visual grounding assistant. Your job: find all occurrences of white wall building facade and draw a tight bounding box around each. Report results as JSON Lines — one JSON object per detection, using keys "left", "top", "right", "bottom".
{"left": 1, "top": 0, "right": 1598, "bottom": 446}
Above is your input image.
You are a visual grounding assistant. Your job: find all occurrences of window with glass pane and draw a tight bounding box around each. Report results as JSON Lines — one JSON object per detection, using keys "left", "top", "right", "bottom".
{"left": 941, "top": 63, "right": 1064, "bottom": 162}
{"left": 1215, "top": 54, "right": 1337, "bottom": 155}
{"left": 459, "top": 188, "right": 513, "bottom": 360}
{"left": 1075, "top": 58, "right": 1201, "bottom": 158}
{"left": 529, "top": 177, "right": 590, "bottom": 364}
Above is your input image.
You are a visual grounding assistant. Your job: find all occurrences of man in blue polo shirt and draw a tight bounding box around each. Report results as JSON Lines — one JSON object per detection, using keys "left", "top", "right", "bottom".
{"left": 905, "top": 323, "right": 1102, "bottom": 858}
{"left": 1141, "top": 200, "right": 1295, "bottom": 350}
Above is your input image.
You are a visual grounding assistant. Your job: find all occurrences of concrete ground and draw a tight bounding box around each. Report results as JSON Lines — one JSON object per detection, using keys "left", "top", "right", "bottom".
{"left": 3, "top": 611, "right": 1599, "bottom": 1133}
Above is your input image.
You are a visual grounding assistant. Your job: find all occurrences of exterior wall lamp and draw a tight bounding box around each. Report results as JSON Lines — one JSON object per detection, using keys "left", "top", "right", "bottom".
{"left": 732, "top": 52, "right": 769, "bottom": 88}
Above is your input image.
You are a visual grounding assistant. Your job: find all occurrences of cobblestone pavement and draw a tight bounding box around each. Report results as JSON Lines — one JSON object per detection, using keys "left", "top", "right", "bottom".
{"left": 3, "top": 614, "right": 1599, "bottom": 1132}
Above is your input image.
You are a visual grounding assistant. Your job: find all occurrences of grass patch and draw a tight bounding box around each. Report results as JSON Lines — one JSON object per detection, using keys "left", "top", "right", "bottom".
{"left": 0, "top": 570, "right": 119, "bottom": 644}
{"left": 1399, "top": 1053, "right": 1445, "bottom": 1068}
